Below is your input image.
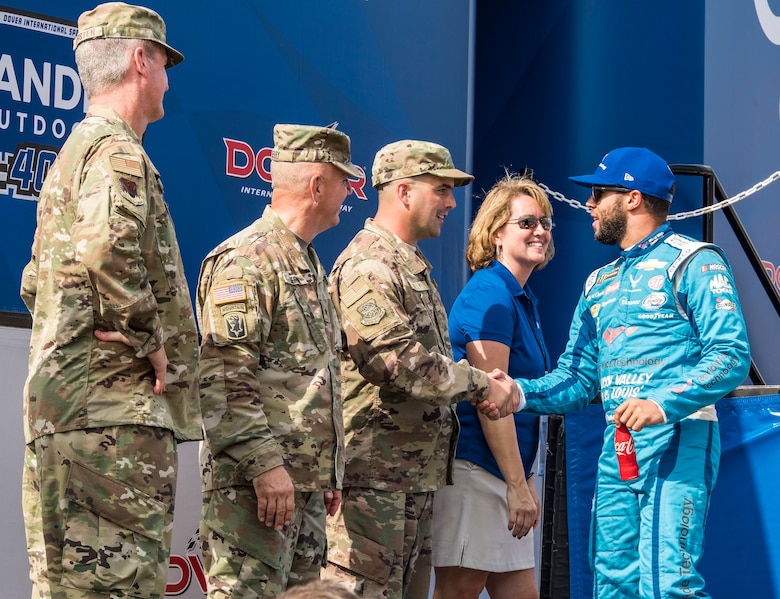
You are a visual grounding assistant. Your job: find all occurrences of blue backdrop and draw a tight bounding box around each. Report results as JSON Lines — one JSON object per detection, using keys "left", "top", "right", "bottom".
{"left": 704, "top": 2, "right": 780, "bottom": 388}
{"left": 473, "top": 0, "right": 708, "bottom": 365}
{"left": 0, "top": 0, "right": 476, "bottom": 314}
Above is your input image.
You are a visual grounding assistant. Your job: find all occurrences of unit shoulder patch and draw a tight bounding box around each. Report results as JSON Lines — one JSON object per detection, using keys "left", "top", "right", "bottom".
{"left": 223, "top": 311, "right": 248, "bottom": 340}
{"left": 357, "top": 298, "right": 386, "bottom": 326}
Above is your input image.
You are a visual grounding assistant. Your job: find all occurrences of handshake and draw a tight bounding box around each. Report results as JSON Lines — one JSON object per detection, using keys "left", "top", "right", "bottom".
{"left": 472, "top": 370, "right": 521, "bottom": 419}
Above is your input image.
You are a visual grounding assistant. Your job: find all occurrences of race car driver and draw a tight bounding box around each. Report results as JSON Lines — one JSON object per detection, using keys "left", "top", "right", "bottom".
{"left": 510, "top": 147, "right": 750, "bottom": 598}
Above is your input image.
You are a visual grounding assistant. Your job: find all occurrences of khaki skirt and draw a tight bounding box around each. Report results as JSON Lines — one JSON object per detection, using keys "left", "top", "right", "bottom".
{"left": 432, "top": 459, "right": 536, "bottom": 572}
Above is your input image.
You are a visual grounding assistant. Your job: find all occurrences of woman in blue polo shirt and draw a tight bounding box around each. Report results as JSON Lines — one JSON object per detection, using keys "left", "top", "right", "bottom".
{"left": 432, "top": 173, "right": 554, "bottom": 599}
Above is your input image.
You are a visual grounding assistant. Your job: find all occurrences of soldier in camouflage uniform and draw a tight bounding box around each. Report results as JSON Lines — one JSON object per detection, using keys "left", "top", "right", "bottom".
{"left": 278, "top": 580, "right": 358, "bottom": 599}
{"left": 322, "top": 140, "right": 519, "bottom": 598}
{"left": 197, "top": 124, "right": 358, "bottom": 597}
{"left": 19, "top": 3, "right": 200, "bottom": 598}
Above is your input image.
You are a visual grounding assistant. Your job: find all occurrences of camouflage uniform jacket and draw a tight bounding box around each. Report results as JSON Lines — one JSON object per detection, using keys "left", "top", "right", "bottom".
{"left": 330, "top": 218, "right": 491, "bottom": 493}
{"left": 20, "top": 105, "right": 201, "bottom": 444}
{"left": 197, "top": 206, "right": 344, "bottom": 491}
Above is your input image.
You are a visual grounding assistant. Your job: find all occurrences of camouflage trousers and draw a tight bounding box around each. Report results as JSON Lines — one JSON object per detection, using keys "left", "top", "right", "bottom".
{"left": 322, "top": 488, "right": 434, "bottom": 599}
{"left": 23, "top": 425, "right": 177, "bottom": 599}
{"left": 200, "top": 486, "right": 327, "bottom": 597}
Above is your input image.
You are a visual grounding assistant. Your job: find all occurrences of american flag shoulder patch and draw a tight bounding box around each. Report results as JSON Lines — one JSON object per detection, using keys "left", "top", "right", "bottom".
{"left": 110, "top": 154, "right": 144, "bottom": 178}
{"left": 212, "top": 281, "right": 247, "bottom": 306}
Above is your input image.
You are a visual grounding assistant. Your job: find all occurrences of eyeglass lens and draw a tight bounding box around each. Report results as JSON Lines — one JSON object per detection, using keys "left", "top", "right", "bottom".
{"left": 592, "top": 186, "right": 629, "bottom": 203}
{"left": 512, "top": 216, "right": 554, "bottom": 231}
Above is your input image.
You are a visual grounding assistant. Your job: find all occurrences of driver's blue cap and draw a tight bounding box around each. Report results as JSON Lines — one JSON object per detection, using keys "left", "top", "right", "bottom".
{"left": 569, "top": 147, "right": 675, "bottom": 202}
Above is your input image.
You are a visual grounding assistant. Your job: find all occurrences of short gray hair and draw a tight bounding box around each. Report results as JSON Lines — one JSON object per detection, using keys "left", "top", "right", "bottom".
{"left": 75, "top": 38, "right": 158, "bottom": 97}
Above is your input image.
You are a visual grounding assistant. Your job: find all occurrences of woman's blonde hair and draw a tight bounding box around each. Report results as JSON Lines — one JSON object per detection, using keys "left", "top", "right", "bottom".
{"left": 466, "top": 172, "right": 555, "bottom": 271}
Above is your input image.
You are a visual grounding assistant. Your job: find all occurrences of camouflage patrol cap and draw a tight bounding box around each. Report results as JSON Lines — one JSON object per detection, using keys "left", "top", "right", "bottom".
{"left": 74, "top": 2, "right": 184, "bottom": 68}
{"left": 271, "top": 124, "right": 362, "bottom": 179}
{"left": 371, "top": 140, "right": 474, "bottom": 188}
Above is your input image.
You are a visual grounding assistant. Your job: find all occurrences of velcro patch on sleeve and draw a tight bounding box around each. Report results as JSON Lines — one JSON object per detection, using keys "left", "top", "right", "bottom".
{"left": 356, "top": 298, "right": 386, "bottom": 326}
{"left": 110, "top": 154, "right": 144, "bottom": 178}
{"left": 341, "top": 278, "right": 370, "bottom": 308}
{"left": 212, "top": 281, "right": 247, "bottom": 306}
{"left": 222, "top": 311, "right": 248, "bottom": 340}
{"left": 205, "top": 277, "right": 259, "bottom": 346}
{"left": 340, "top": 274, "right": 400, "bottom": 342}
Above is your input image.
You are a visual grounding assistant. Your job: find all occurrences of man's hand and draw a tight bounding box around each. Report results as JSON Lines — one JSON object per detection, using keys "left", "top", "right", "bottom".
{"left": 324, "top": 490, "right": 342, "bottom": 517}
{"left": 252, "top": 466, "right": 295, "bottom": 530}
{"left": 94, "top": 329, "right": 168, "bottom": 394}
{"left": 613, "top": 398, "right": 664, "bottom": 432}
{"left": 473, "top": 370, "right": 519, "bottom": 420}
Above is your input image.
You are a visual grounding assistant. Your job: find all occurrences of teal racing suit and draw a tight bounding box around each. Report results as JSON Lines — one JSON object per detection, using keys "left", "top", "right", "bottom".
{"left": 517, "top": 223, "right": 750, "bottom": 598}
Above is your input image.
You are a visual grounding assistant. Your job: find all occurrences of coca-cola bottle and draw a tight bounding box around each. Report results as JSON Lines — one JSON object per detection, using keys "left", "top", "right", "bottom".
{"left": 614, "top": 423, "right": 639, "bottom": 481}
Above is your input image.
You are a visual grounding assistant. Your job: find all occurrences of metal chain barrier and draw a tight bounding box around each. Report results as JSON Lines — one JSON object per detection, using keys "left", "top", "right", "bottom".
{"left": 538, "top": 170, "right": 780, "bottom": 220}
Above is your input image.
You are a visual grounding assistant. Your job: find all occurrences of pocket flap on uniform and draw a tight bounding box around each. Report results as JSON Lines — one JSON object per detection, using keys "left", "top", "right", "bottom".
{"left": 326, "top": 523, "right": 392, "bottom": 584}
{"left": 203, "top": 488, "right": 283, "bottom": 569}
{"left": 65, "top": 461, "right": 166, "bottom": 541}
{"left": 409, "top": 279, "right": 430, "bottom": 292}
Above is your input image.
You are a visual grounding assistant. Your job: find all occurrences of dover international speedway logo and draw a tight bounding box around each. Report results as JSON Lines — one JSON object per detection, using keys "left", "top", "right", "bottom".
{"left": 224, "top": 137, "right": 369, "bottom": 202}
{"left": 0, "top": 7, "right": 85, "bottom": 201}
{"left": 166, "top": 531, "right": 207, "bottom": 596}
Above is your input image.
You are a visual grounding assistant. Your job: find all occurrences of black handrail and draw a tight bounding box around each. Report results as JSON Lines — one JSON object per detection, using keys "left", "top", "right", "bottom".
{"left": 669, "top": 164, "right": 780, "bottom": 385}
